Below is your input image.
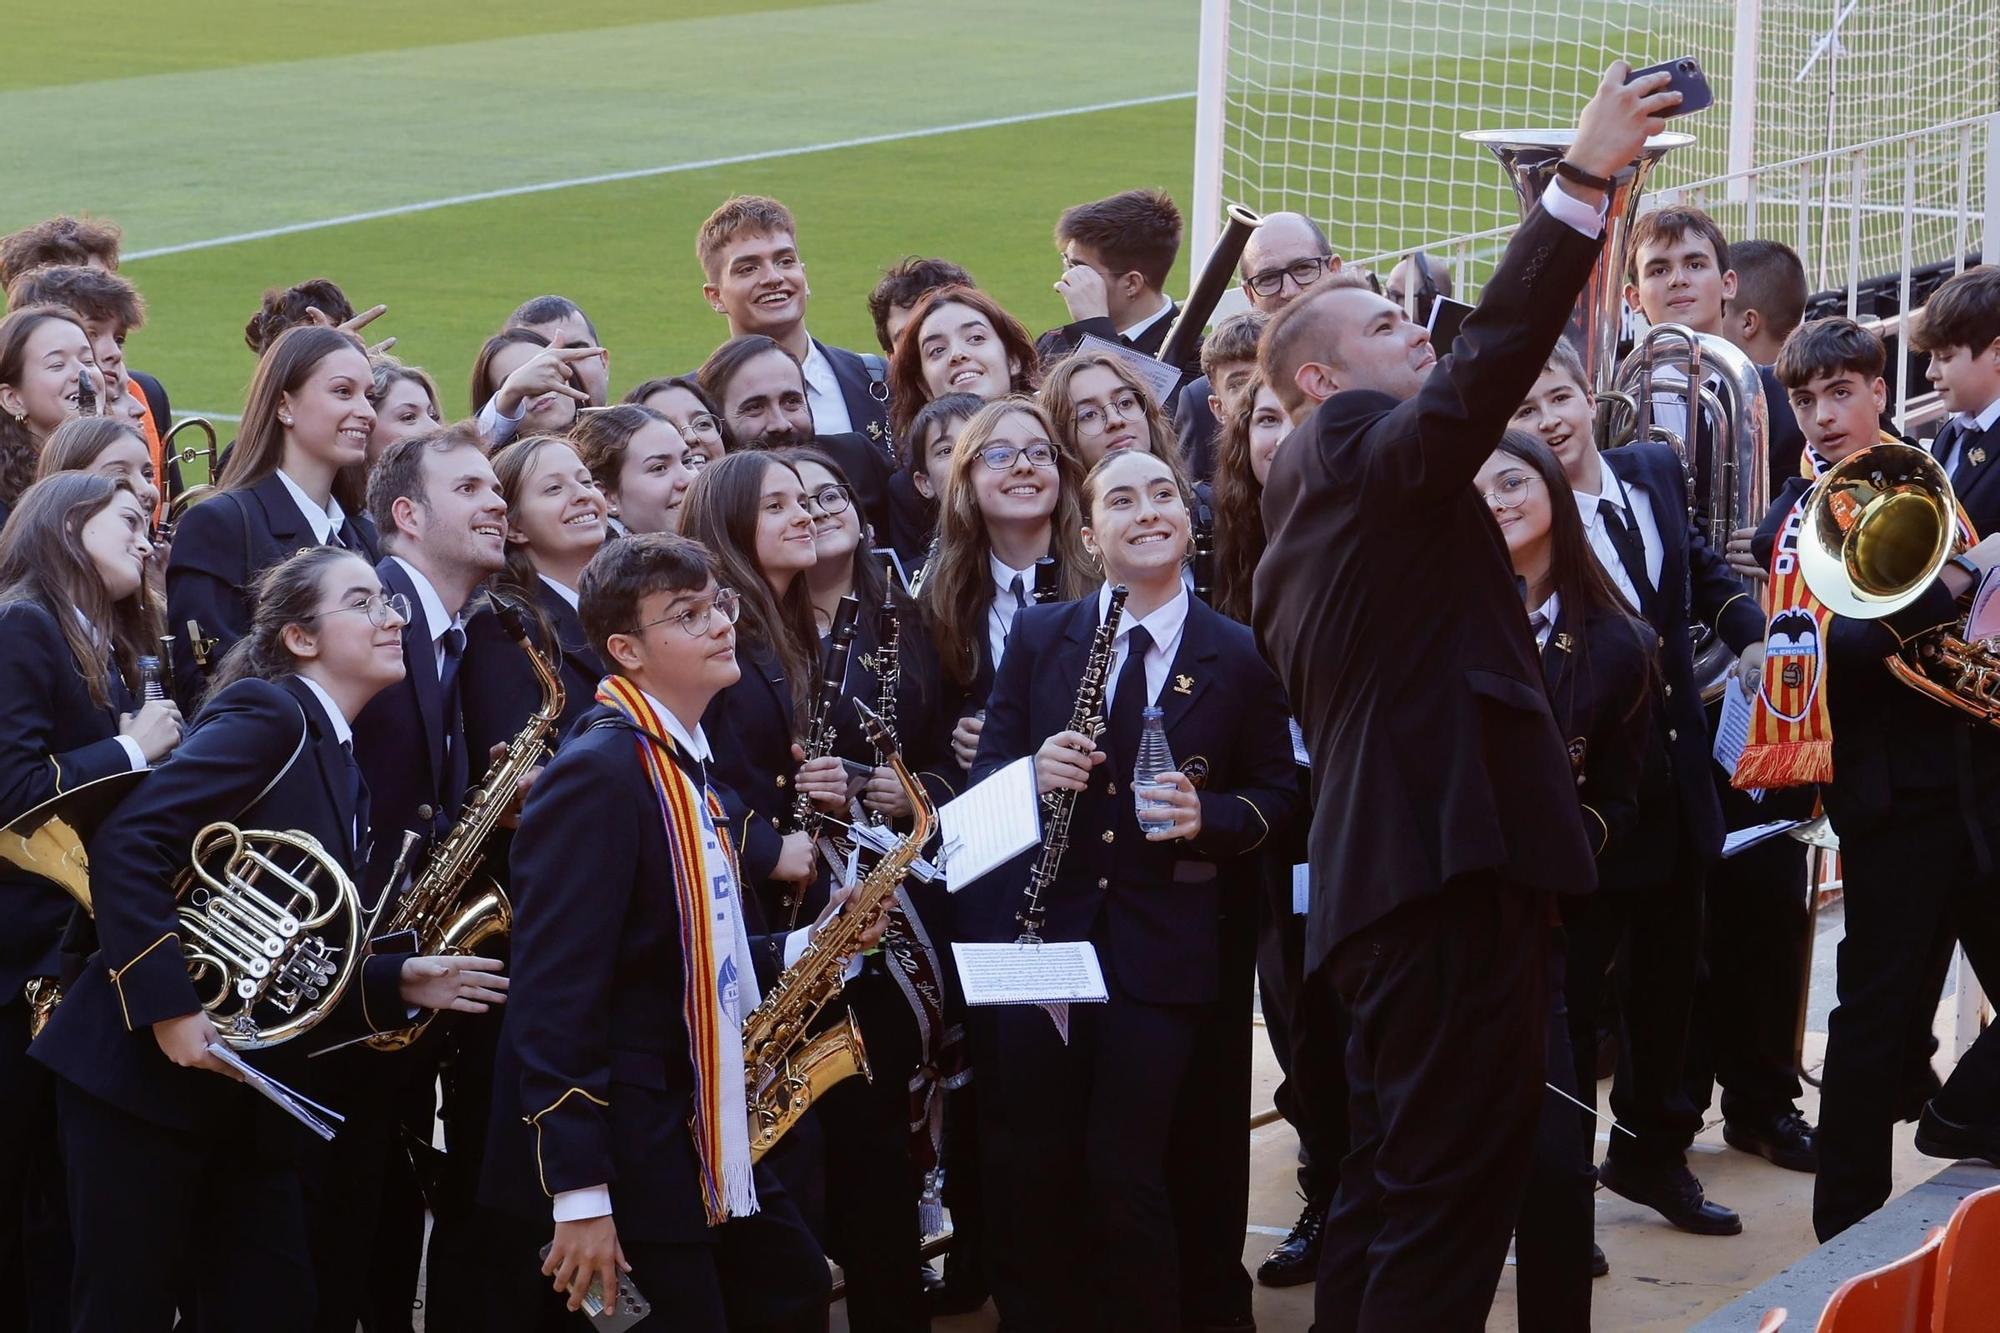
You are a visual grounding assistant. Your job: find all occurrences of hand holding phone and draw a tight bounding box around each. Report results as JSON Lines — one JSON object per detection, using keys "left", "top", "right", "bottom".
{"left": 1628, "top": 56, "right": 1713, "bottom": 117}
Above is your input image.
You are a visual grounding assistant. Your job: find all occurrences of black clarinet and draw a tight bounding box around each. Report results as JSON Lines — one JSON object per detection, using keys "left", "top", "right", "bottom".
{"left": 868, "top": 600, "right": 901, "bottom": 827}
{"left": 77, "top": 364, "right": 98, "bottom": 417}
{"left": 1032, "top": 555, "right": 1061, "bottom": 604}
{"left": 791, "top": 594, "right": 861, "bottom": 841}
{"left": 1191, "top": 490, "right": 1216, "bottom": 603}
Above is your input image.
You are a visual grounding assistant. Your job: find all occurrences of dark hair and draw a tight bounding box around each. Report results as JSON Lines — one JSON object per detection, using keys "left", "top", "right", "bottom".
{"left": 772, "top": 445, "right": 887, "bottom": 614}
{"left": 697, "top": 334, "right": 794, "bottom": 427}
{"left": 904, "top": 392, "right": 984, "bottom": 487}
{"left": 468, "top": 327, "right": 557, "bottom": 422}
{"left": 1255, "top": 269, "right": 1379, "bottom": 418}
{"left": 36, "top": 415, "right": 149, "bottom": 482}
{"left": 0, "top": 215, "right": 122, "bottom": 288}
{"left": 868, "top": 257, "right": 977, "bottom": 353}
{"left": 1079, "top": 435, "right": 1196, "bottom": 521}
{"left": 365, "top": 421, "right": 489, "bottom": 552}
{"left": 1199, "top": 310, "right": 1269, "bottom": 383}
{"left": 6, "top": 265, "right": 145, "bottom": 333}
{"left": 886, "top": 285, "right": 1041, "bottom": 438}
{"left": 208, "top": 545, "right": 366, "bottom": 691}
{"left": 578, "top": 532, "right": 716, "bottom": 673}
{"left": 1912, "top": 265, "right": 2000, "bottom": 357}
{"left": 1210, "top": 374, "right": 1273, "bottom": 623}
{"left": 1540, "top": 337, "right": 1592, "bottom": 394}
{"left": 695, "top": 195, "right": 797, "bottom": 283}
{"left": 1054, "top": 188, "right": 1183, "bottom": 292}
{"left": 244, "top": 279, "right": 353, "bottom": 355}
{"left": 1774, "top": 317, "right": 1887, "bottom": 391}
{"left": 0, "top": 474, "right": 158, "bottom": 708}
{"left": 489, "top": 433, "right": 603, "bottom": 647}
{"left": 218, "top": 324, "right": 370, "bottom": 514}
{"left": 677, "top": 451, "right": 819, "bottom": 727}
{"left": 0, "top": 305, "right": 92, "bottom": 509}
{"left": 1625, "top": 207, "right": 1731, "bottom": 286}
{"left": 622, "top": 374, "right": 730, "bottom": 453}
{"left": 567, "top": 403, "right": 676, "bottom": 499}
{"left": 506, "top": 294, "right": 597, "bottom": 342}
{"left": 368, "top": 355, "right": 441, "bottom": 419}
{"left": 1729, "top": 240, "right": 1808, "bottom": 343}
{"left": 1037, "top": 353, "right": 1182, "bottom": 470}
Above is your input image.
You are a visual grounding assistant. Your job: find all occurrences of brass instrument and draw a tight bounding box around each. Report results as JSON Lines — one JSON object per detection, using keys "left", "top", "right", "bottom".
{"left": 743, "top": 701, "right": 935, "bottom": 1159}
{"left": 907, "top": 532, "right": 942, "bottom": 599}
{"left": 360, "top": 601, "right": 562, "bottom": 1051}
{"left": 162, "top": 416, "right": 221, "bottom": 525}
{"left": 1795, "top": 441, "right": 2000, "bottom": 725}
{"left": 0, "top": 771, "right": 387, "bottom": 1050}
{"left": 1018, "top": 584, "right": 1127, "bottom": 942}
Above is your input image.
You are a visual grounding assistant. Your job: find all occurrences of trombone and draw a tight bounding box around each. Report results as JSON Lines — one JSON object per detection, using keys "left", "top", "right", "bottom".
{"left": 160, "top": 416, "right": 221, "bottom": 531}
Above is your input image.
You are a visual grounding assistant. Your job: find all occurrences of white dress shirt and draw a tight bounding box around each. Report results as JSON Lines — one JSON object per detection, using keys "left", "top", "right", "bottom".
{"left": 79, "top": 609, "right": 150, "bottom": 769}
{"left": 390, "top": 557, "right": 462, "bottom": 678}
{"left": 800, "top": 335, "right": 853, "bottom": 437}
{"left": 538, "top": 573, "right": 580, "bottom": 610}
{"left": 275, "top": 469, "right": 348, "bottom": 546}
{"left": 1119, "top": 295, "right": 1175, "bottom": 344}
{"left": 1539, "top": 178, "right": 1609, "bottom": 238}
{"left": 1937, "top": 395, "right": 2000, "bottom": 474}
{"left": 1573, "top": 465, "right": 1662, "bottom": 610}
{"left": 295, "top": 673, "right": 355, "bottom": 747}
{"left": 1529, "top": 592, "right": 1562, "bottom": 651}
{"left": 1099, "top": 582, "right": 1191, "bottom": 712}
{"left": 988, "top": 553, "right": 1039, "bottom": 674}
{"left": 476, "top": 394, "right": 523, "bottom": 450}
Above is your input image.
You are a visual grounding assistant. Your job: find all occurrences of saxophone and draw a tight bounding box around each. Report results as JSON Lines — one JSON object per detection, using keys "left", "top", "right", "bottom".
{"left": 1017, "top": 584, "right": 1127, "bottom": 942}
{"left": 360, "top": 599, "right": 563, "bottom": 1051}
{"left": 743, "top": 701, "right": 935, "bottom": 1160}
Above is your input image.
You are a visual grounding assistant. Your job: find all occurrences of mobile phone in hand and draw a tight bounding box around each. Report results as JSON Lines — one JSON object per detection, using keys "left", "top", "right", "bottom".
{"left": 538, "top": 1243, "right": 653, "bottom": 1329}
{"left": 1628, "top": 56, "right": 1713, "bottom": 117}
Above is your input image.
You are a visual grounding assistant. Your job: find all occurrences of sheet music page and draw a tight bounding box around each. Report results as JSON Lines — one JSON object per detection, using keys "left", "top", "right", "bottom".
{"left": 952, "top": 939, "right": 1110, "bottom": 1006}
{"left": 1074, "top": 332, "right": 1183, "bottom": 409}
{"left": 206, "top": 1042, "right": 345, "bottom": 1141}
{"left": 1967, "top": 566, "right": 2000, "bottom": 641}
{"left": 937, "top": 756, "right": 1040, "bottom": 892}
{"left": 1721, "top": 819, "right": 1809, "bottom": 859}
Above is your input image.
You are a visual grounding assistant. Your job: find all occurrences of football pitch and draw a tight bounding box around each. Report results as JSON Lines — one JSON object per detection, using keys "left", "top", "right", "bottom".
{"left": 0, "top": 0, "right": 1202, "bottom": 420}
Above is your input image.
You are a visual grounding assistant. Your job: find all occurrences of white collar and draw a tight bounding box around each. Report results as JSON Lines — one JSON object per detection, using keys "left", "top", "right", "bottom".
{"left": 1119, "top": 295, "right": 1175, "bottom": 341}
{"left": 391, "top": 556, "right": 459, "bottom": 647}
{"left": 1098, "top": 580, "right": 1190, "bottom": 649}
{"left": 1960, "top": 396, "right": 2000, "bottom": 435}
{"left": 990, "top": 551, "right": 1039, "bottom": 594}
{"left": 1531, "top": 591, "right": 1561, "bottom": 629}
{"left": 295, "top": 673, "right": 354, "bottom": 747}
{"left": 640, "top": 687, "right": 713, "bottom": 763}
{"left": 538, "top": 572, "right": 580, "bottom": 610}
{"left": 275, "top": 468, "right": 346, "bottom": 545}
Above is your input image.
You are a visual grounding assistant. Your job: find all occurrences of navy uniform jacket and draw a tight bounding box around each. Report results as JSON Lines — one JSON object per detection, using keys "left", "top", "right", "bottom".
{"left": 461, "top": 580, "right": 605, "bottom": 770}
{"left": 1172, "top": 372, "right": 1220, "bottom": 484}
{"left": 701, "top": 640, "right": 802, "bottom": 926}
{"left": 1034, "top": 300, "right": 1187, "bottom": 370}
{"left": 969, "top": 593, "right": 1298, "bottom": 1005}
{"left": 1600, "top": 442, "right": 1765, "bottom": 876}
{"left": 351, "top": 558, "right": 470, "bottom": 902}
{"left": 31, "top": 675, "right": 408, "bottom": 1135}
{"left": 1253, "top": 203, "right": 1601, "bottom": 971}
{"left": 0, "top": 604, "right": 137, "bottom": 996}
{"left": 481, "top": 705, "right": 787, "bottom": 1242}
{"left": 165, "top": 473, "right": 381, "bottom": 697}
{"left": 1539, "top": 603, "right": 1657, "bottom": 866}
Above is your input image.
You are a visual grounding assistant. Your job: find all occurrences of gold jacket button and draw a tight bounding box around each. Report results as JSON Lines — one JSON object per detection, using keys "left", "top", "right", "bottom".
{"left": 776, "top": 774, "right": 787, "bottom": 788}
{"left": 1101, "top": 829, "right": 1115, "bottom": 844}
{"left": 1668, "top": 728, "right": 1679, "bottom": 742}
{"left": 417, "top": 803, "right": 435, "bottom": 822}
{"left": 1663, "top": 684, "right": 1673, "bottom": 698}
{"left": 1107, "top": 781, "right": 1117, "bottom": 796}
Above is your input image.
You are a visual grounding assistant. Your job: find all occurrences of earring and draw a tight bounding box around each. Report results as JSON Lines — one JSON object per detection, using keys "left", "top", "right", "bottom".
{"left": 279, "top": 414, "right": 293, "bottom": 426}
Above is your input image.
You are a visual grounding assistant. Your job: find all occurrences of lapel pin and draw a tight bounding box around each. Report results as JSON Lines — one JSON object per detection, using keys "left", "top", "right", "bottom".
{"left": 1971, "top": 446, "right": 1988, "bottom": 467}
{"left": 1173, "top": 674, "right": 1194, "bottom": 695}
{"left": 1554, "top": 632, "right": 1574, "bottom": 653}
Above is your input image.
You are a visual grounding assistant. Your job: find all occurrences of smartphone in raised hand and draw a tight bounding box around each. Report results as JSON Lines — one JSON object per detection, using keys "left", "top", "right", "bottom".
{"left": 1628, "top": 56, "right": 1714, "bottom": 117}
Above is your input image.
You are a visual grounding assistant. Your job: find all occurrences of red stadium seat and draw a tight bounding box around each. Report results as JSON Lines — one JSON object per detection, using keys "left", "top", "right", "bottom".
{"left": 1813, "top": 1228, "right": 1942, "bottom": 1332}
{"left": 1932, "top": 1184, "right": 2000, "bottom": 1332}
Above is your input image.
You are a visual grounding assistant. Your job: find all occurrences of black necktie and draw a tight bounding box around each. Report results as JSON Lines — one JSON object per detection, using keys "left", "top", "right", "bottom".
{"left": 334, "top": 516, "right": 367, "bottom": 553}
{"left": 340, "top": 738, "right": 370, "bottom": 854}
{"left": 1599, "top": 502, "right": 1657, "bottom": 611}
{"left": 439, "top": 624, "right": 466, "bottom": 699}
{"left": 1002, "top": 574, "right": 1025, "bottom": 648}
{"left": 1528, "top": 609, "right": 1552, "bottom": 642}
{"left": 1105, "top": 624, "right": 1154, "bottom": 771}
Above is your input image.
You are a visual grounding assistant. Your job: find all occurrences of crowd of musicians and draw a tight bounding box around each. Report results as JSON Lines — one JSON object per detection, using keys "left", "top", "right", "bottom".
{"left": 2, "top": 60, "right": 1999, "bottom": 1333}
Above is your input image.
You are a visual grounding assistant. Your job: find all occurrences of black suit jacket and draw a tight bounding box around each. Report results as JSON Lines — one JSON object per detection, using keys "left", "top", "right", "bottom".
{"left": 1940, "top": 411, "right": 2000, "bottom": 520}
{"left": 350, "top": 558, "right": 470, "bottom": 900}
{"left": 165, "top": 473, "right": 381, "bottom": 698}
{"left": 0, "top": 604, "right": 137, "bottom": 995}
{"left": 461, "top": 581, "right": 605, "bottom": 770}
{"left": 1034, "top": 300, "right": 1184, "bottom": 367}
{"left": 814, "top": 340, "right": 932, "bottom": 565}
{"left": 1173, "top": 373, "right": 1220, "bottom": 483}
{"left": 1253, "top": 203, "right": 1600, "bottom": 969}
{"left": 1539, "top": 604, "right": 1656, "bottom": 866}
{"left": 1600, "top": 444, "right": 1764, "bottom": 871}
{"left": 482, "top": 706, "right": 789, "bottom": 1242}
{"left": 969, "top": 594, "right": 1298, "bottom": 1004}
{"left": 1760, "top": 364, "right": 1808, "bottom": 492}
{"left": 32, "top": 676, "right": 406, "bottom": 1134}
{"left": 701, "top": 641, "right": 801, "bottom": 921}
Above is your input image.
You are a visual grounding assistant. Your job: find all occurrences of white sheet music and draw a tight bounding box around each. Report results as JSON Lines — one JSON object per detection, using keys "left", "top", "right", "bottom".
{"left": 1721, "top": 819, "right": 1811, "bottom": 858}
{"left": 1712, "top": 675, "right": 1763, "bottom": 800}
{"left": 1075, "top": 332, "right": 1184, "bottom": 410}
{"left": 1967, "top": 567, "right": 2000, "bottom": 641}
{"left": 937, "top": 757, "right": 1041, "bottom": 893}
{"left": 206, "top": 1042, "right": 345, "bottom": 1141}
{"left": 952, "top": 940, "right": 1109, "bottom": 1007}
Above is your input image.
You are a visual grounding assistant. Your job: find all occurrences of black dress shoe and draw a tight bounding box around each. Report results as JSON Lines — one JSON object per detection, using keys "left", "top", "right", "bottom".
{"left": 1723, "top": 1107, "right": 1818, "bottom": 1173}
{"left": 1596, "top": 1158, "right": 1743, "bottom": 1236}
{"left": 1590, "top": 1242, "right": 1609, "bottom": 1278}
{"left": 1915, "top": 1105, "right": 2000, "bottom": 1166}
{"left": 1255, "top": 1193, "right": 1327, "bottom": 1287}
{"left": 1897, "top": 1065, "right": 1945, "bottom": 1123}
{"left": 919, "top": 1261, "right": 946, "bottom": 1295}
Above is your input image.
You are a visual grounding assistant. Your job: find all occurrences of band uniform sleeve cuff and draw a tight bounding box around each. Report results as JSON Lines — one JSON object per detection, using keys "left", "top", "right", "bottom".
{"left": 114, "top": 735, "right": 148, "bottom": 771}
{"left": 552, "top": 1186, "right": 613, "bottom": 1223}
{"left": 1540, "top": 179, "right": 1608, "bottom": 239}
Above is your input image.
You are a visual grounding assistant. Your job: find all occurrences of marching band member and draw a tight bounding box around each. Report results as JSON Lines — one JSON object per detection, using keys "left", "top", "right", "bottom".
{"left": 366, "top": 356, "right": 444, "bottom": 468}
{"left": 1038, "top": 352, "right": 1183, "bottom": 470}
{"left": 621, "top": 375, "right": 730, "bottom": 467}
{"left": 166, "top": 325, "right": 382, "bottom": 697}
{"left": 0, "top": 475, "right": 178, "bottom": 1333}
{"left": 36, "top": 416, "right": 162, "bottom": 513}
{"left": 968, "top": 447, "right": 1296, "bottom": 1332}
{"left": 468, "top": 329, "right": 585, "bottom": 443}
{"left": 0, "top": 305, "right": 99, "bottom": 530}
{"left": 567, "top": 404, "right": 698, "bottom": 539}
{"left": 917, "top": 397, "right": 1094, "bottom": 774}
{"left": 885, "top": 285, "right": 1041, "bottom": 440}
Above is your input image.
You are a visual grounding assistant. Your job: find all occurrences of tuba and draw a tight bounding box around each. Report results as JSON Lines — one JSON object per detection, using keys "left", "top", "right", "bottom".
{"left": 0, "top": 771, "right": 384, "bottom": 1049}
{"left": 1796, "top": 441, "right": 2000, "bottom": 725}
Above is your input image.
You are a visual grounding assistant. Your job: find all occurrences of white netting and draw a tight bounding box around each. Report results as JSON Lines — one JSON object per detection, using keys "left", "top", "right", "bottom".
{"left": 1213, "top": 0, "right": 1997, "bottom": 289}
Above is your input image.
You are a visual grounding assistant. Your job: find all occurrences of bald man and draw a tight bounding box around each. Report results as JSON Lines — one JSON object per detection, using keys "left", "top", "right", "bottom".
{"left": 1173, "top": 211, "right": 1342, "bottom": 479}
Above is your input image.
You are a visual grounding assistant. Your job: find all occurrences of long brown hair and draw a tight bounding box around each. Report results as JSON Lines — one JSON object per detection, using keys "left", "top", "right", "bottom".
{"left": 887, "top": 286, "right": 1041, "bottom": 438}
{"left": 36, "top": 415, "right": 149, "bottom": 480}
{"left": 919, "top": 397, "right": 1095, "bottom": 688}
{"left": 1037, "top": 352, "right": 1182, "bottom": 470}
{"left": 0, "top": 474, "right": 159, "bottom": 708}
{"left": 0, "top": 305, "right": 90, "bottom": 510}
{"left": 771, "top": 445, "right": 888, "bottom": 616}
{"left": 677, "top": 451, "right": 820, "bottom": 729}
{"left": 218, "top": 324, "right": 369, "bottom": 514}
{"left": 487, "top": 434, "right": 601, "bottom": 647}
{"left": 1211, "top": 375, "right": 1271, "bottom": 623}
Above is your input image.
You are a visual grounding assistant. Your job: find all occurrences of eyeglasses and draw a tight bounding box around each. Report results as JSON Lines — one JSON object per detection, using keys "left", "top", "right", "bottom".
{"left": 637, "top": 586, "right": 742, "bottom": 638}
{"left": 1480, "top": 472, "right": 1542, "bottom": 511}
{"left": 305, "top": 591, "right": 410, "bottom": 630}
{"left": 1244, "top": 256, "right": 1332, "bottom": 298}
{"left": 804, "top": 484, "right": 850, "bottom": 516}
{"left": 980, "top": 442, "right": 1059, "bottom": 471}
{"left": 681, "top": 412, "right": 720, "bottom": 438}
{"left": 1074, "top": 391, "right": 1144, "bottom": 434}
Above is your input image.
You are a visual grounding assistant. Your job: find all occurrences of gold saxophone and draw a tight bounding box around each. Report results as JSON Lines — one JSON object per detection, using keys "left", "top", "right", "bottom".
{"left": 742, "top": 700, "right": 934, "bottom": 1161}
{"left": 360, "top": 599, "right": 563, "bottom": 1051}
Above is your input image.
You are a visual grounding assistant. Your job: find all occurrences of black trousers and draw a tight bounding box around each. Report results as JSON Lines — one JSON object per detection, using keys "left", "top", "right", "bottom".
{"left": 1, "top": 999, "right": 69, "bottom": 1333}
{"left": 58, "top": 1077, "right": 315, "bottom": 1332}
{"left": 423, "top": 1011, "right": 504, "bottom": 1333}
{"left": 1314, "top": 876, "right": 1551, "bottom": 1333}
{"left": 981, "top": 955, "right": 1210, "bottom": 1333}
{"left": 1257, "top": 866, "right": 1346, "bottom": 1200}
{"left": 1815, "top": 802, "right": 2000, "bottom": 1240}
{"left": 1513, "top": 933, "right": 1593, "bottom": 1333}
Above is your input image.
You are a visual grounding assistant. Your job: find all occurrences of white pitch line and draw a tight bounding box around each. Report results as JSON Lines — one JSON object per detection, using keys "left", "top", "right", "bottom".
{"left": 125, "top": 91, "right": 1197, "bottom": 263}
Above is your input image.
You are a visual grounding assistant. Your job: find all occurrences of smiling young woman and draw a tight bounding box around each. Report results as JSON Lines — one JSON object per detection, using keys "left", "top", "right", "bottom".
{"left": 0, "top": 305, "right": 100, "bottom": 527}
{"left": 1038, "top": 352, "right": 1182, "bottom": 471}
{"left": 886, "top": 285, "right": 1041, "bottom": 440}
{"left": 568, "top": 404, "right": 699, "bottom": 538}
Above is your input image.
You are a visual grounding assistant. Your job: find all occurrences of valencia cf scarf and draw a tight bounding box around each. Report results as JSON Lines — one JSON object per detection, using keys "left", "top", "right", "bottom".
{"left": 596, "top": 675, "right": 759, "bottom": 1225}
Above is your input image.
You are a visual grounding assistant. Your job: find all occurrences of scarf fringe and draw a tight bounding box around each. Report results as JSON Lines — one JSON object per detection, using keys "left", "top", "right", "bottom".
{"left": 1734, "top": 738, "right": 1832, "bottom": 790}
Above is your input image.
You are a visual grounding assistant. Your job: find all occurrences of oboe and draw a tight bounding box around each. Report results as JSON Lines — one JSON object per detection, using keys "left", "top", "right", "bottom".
{"left": 791, "top": 593, "right": 861, "bottom": 841}
{"left": 869, "top": 599, "right": 901, "bottom": 827}
{"left": 1017, "top": 584, "right": 1127, "bottom": 942}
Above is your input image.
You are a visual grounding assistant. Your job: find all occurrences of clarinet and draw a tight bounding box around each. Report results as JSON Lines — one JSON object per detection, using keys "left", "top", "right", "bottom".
{"left": 1017, "top": 585, "right": 1127, "bottom": 942}
{"left": 791, "top": 594, "right": 862, "bottom": 843}
{"left": 1191, "top": 492, "right": 1216, "bottom": 603}
{"left": 1032, "top": 555, "right": 1060, "bottom": 604}
{"left": 868, "top": 599, "right": 901, "bottom": 827}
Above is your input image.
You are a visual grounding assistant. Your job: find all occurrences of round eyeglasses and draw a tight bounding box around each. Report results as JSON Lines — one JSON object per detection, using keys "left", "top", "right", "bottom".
{"left": 305, "top": 591, "right": 411, "bottom": 630}
{"left": 637, "top": 586, "right": 742, "bottom": 638}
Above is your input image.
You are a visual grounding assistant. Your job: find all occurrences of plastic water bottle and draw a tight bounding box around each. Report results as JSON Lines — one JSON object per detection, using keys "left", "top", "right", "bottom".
{"left": 137, "top": 655, "right": 168, "bottom": 703}
{"left": 1133, "top": 706, "right": 1176, "bottom": 835}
